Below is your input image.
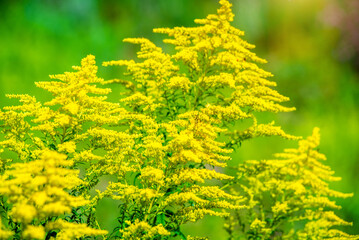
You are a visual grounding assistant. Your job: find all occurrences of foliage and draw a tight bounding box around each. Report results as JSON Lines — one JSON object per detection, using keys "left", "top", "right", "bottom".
{"left": 0, "top": 0, "right": 357, "bottom": 239}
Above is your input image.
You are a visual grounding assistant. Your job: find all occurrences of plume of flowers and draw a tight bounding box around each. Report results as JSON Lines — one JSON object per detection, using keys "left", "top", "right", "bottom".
{"left": 0, "top": 150, "right": 107, "bottom": 240}
{"left": 100, "top": 0, "right": 300, "bottom": 238}
{"left": 0, "top": 0, "right": 356, "bottom": 239}
{"left": 226, "top": 128, "right": 357, "bottom": 239}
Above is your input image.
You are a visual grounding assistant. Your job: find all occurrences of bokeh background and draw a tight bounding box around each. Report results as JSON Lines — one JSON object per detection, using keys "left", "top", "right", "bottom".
{"left": 0, "top": 0, "right": 358, "bottom": 238}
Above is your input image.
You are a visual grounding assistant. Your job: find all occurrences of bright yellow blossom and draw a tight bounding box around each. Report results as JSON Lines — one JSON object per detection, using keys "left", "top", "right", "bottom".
{"left": 22, "top": 225, "right": 45, "bottom": 240}
{"left": 231, "top": 128, "right": 357, "bottom": 239}
{"left": 0, "top": 150, "right": 107, "bottom": 239}
{"left": 0, "top": 0, "right": 356, "bottom": 239}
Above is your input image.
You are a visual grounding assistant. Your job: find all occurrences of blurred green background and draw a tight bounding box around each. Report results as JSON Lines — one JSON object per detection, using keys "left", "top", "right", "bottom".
{"left": 1, "top": 0, "right": 358, "bottom": 238}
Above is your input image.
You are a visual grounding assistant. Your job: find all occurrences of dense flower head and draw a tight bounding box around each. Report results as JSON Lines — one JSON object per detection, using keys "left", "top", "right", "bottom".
{"left": 106, "top": 0, "right": 298, "bottom": 153}
{"left": 0, "top": 55, "right": 129, "bottom": 166}
{"left": 0, "top": 0, "right": 356, "bottom": 239}
{"left": 98, "top": 0, "right": 357, "bottom": 239}
{"left": 0, "top": 150, "right": 107, "bottom": 239}
{"left": 228, "top": 128, "right": 357, "bottom": 239}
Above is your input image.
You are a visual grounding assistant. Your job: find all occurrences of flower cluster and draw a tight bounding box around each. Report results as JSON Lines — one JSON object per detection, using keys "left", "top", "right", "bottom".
{"left": 0, "top": 0, "right": 356, "bottom": 239}
{"left": 0, "top": 150, "right": 107, "bottom": 239}
{"left": 100, "top": 0, "right": 302, "bottom": 238}
{"left": 226, "top": 128, "right": 357, "bottom": 239}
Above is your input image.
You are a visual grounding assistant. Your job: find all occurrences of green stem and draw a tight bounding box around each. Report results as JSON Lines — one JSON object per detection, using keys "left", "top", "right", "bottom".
{"left": 144, "top": 184, "right": 162, "bottom": 223}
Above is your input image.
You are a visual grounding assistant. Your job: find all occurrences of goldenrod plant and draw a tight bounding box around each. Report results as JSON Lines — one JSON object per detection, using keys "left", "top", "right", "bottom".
{"left": 0, "top": 150, "right": 107, "bottom": 239}
{"left": 0, "top": 0, "right": 356, "bottom": 239}
{"left": 225, "top": 128, "right": 357, "bottom": 239}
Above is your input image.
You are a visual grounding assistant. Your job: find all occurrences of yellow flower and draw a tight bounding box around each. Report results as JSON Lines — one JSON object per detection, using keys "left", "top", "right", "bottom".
{"left": 0, "top": 150, "right": 107, "bottom": 238}
{"left": 57, "top": 141, "right": 76, "bottom": 153}
{"left": 10, "top": 203, "right": 37, "bottom": 223}
{"left": 250, "top": 219, "right": 266, "bottom": 230}
{"left": 234, "top": 128, "right": 355, "bottom": 239}
{"left": 46, "top": 219, "right": 107, "bottom": 240}
{"left": 63, "top": 101, "right": 80, "bottom": 115}
{"left": 120, "top": 220, "right": 170, "bottom": 239}
{"left": 22, "top": 225, "right": 45, "bottom": 240}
